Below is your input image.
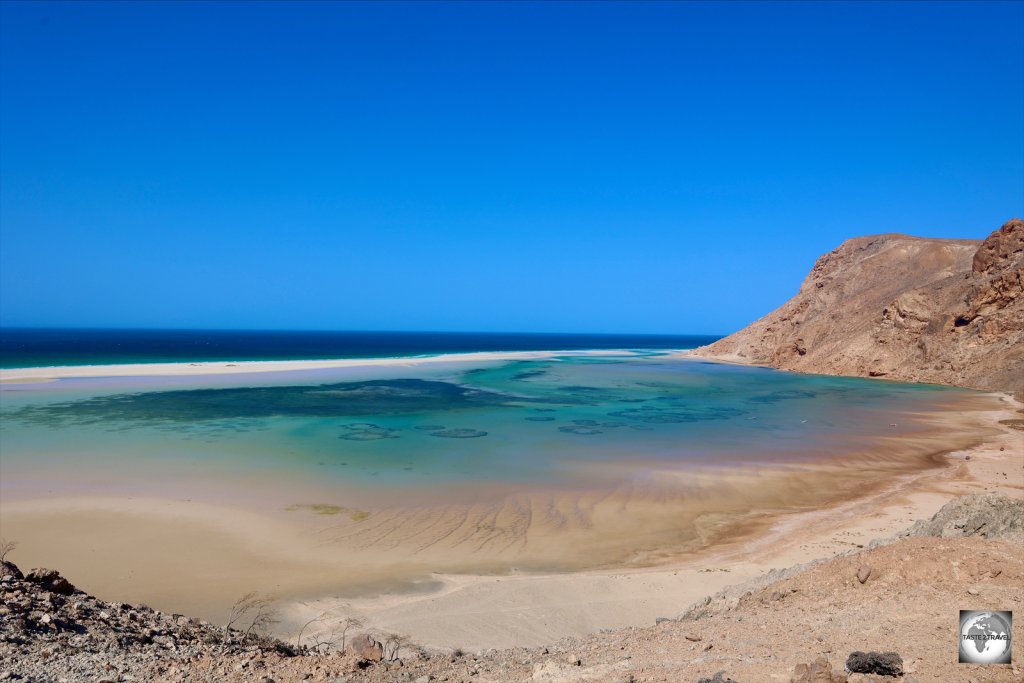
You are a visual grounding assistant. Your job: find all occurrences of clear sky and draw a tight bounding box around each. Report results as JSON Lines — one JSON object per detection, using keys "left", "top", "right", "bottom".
{"left": 1, "top": 1, "right": 1021, "bottom": 334}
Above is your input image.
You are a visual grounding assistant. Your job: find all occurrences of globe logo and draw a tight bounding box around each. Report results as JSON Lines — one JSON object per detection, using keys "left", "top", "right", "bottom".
{"left": 959, "top": 610, "right": 1012, "bottom": 664}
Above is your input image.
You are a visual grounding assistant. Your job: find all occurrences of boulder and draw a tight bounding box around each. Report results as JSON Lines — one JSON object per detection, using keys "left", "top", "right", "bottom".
{"left": 347, "top": 633, "right": 383, "bottom": 663}
{"left": 791, "top": 656, "right": 846, "bottom": 682}
{"left": 24, "top": 568, "right": 75, "bottom": 595}
{"left": 698, "top": 673, "right": 740, "bottom": 683}
{"left": 0, "top": 561, "right": 23, "bottom": 581}
{"left": 904, "top": 494, "right": 1024, "bottom": 543}
{"left": 845, "top": 651, "right": 902, "bottom": 676}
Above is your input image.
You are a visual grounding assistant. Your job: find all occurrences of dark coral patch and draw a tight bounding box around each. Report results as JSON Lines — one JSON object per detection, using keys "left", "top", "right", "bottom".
{"left": 428, "top": 428, "right": 488, "bottom": 439}
{"left": 558, "top": 426, "right": 602, "bottom": 435}
{"left": 11, "top": 379, "right": 530, "bottom": 427}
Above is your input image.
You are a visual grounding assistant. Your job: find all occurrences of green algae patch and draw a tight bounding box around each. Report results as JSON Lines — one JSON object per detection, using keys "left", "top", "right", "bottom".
{"left": 286, "top": 503, "right": 370, "bottom": 521}
{"left": 9, "top": 378, "right": 533, "bottom": 427}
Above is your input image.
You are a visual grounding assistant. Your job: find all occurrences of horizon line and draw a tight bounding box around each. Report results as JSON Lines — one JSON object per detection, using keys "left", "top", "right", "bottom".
{"left": 0, "top": 326, "right": 727, "bottom": 337}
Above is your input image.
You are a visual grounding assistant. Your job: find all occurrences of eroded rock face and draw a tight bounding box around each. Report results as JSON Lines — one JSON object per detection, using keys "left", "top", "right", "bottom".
{"left": 959, "top": 220, "right": 1024, "bottom": 340}
{"left": 691, "top": 219, "right": 1023, "bottom": 396}
{"left": 974, "top": 219, "right": 1024, "bottom": 275}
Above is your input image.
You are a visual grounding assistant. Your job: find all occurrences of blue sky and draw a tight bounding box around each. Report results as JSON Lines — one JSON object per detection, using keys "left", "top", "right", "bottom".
{"left": 1, "top": 1, "right": 1021, "bottom": 334}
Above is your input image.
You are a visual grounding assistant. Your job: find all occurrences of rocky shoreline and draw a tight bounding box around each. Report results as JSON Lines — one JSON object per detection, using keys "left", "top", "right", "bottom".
{"left": 3, "top": 494, "right": 1021, "bottom": 683}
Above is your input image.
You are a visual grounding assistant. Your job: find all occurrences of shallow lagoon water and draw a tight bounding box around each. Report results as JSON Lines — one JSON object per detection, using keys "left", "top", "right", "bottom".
{"left": 0, "top": 349, "right": 998, "bottom": 599}
{"left": 1, "top": 351, "right": 969, "bottom": 504}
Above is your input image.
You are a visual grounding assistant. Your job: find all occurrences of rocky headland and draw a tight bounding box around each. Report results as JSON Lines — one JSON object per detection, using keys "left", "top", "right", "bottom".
{"left": 690, "top": 219, "right": 1023, "bottom": 397}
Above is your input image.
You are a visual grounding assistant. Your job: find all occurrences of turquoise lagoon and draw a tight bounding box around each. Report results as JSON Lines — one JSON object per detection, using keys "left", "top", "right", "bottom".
{"left": 0, "top": 351, "right": 990, "bottom": 576}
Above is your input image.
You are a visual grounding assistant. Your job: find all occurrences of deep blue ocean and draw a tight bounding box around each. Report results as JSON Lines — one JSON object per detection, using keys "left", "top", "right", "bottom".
{"left": 0, "top": 328, "right": 720, "bottom": 368}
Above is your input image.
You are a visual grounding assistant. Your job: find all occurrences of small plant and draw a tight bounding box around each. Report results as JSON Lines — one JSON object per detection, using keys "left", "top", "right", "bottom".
{"left": 339, "top": 615, "right": 366, "bottom": 651}
{"left": 244, "top": 599, "right": 279, "bottom": 639}
{"left": 295, "top": 612, "right": 366, "bottom": 653}
{"left": 225, "top": 592, "right": 278, "bottom": 643}
{"left": 295, "top": 611, "right": 328, "bottom": 650}
{"left": 0, "top": 538, "right": 16, "bottom": 563}
{"left": 381, "top": 632, "right": 412, "bottom": 661}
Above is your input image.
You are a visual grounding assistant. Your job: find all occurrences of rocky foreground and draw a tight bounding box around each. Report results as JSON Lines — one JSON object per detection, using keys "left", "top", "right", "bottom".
{"left": 690, "top": 218, "right": 1023, "bottom": 397}
{"left": 2, "top": 494, "right": 1021, "bottom": 683}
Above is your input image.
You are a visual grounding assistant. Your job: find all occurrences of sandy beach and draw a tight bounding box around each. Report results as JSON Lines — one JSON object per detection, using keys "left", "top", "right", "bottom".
{"left": 284, "top": 390, "right": 1024, "bottom": 651}
{"left": 2, "top": 359, "right": 1019, "bottom": 653}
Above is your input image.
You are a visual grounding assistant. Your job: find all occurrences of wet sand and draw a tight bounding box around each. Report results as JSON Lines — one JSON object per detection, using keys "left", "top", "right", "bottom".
{"left": 1, "top": 383, "right": 1019, "bottom": 651}
{"left": 297, "top": 393, "right": 1023, "bottom": 650}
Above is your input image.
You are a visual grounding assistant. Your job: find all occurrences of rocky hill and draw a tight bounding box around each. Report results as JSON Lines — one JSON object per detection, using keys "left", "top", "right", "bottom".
{"left": 689, "top": 219, "right": 1023, "bottom": 396}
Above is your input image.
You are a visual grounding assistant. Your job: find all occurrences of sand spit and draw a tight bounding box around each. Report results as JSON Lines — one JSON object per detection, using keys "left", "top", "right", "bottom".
{"left": 0, "top": 349, "right": 654, "bottom": 384}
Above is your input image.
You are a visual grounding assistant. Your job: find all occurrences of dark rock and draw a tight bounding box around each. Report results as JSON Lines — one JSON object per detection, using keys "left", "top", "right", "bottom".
{"left": 856, "top": 565, "right": 871, "bottom": 584}
{"left": 24, "top": 568, "right": 75, "bottom": 595}
{"left": 0, "top": 561, "right": 23, "bottom": 581}
{"left": 698, "top": 673, "right": 740, "bottom": 683}
{"left": 845, "top": 651, "right": 903, "bottom": 676}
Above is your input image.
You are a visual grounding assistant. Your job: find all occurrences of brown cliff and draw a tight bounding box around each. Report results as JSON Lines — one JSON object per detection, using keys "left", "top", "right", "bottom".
{"left": 690, "top": 219, "right": 1024, "bottom": 396}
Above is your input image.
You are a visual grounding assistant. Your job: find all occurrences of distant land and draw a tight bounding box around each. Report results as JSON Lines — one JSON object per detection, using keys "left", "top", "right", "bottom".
{"left": 691, "top": 218, "right": 1023, "bottom": 398}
